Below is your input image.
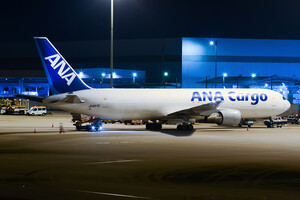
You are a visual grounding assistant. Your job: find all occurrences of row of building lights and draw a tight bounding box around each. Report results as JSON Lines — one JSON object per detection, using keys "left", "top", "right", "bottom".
{"left": 78, "top": 71, "right": 169, "bottom": 86}
{"left": 221, "top": 73, "right": 256, "bottom": 78}
{"left": 78, "top": 71, "right": 169, "bottom": 79}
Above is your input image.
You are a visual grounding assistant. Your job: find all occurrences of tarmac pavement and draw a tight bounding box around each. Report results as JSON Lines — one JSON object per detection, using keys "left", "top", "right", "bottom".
{"left": 0, "top": 112, "right": 300, "bottom": 199}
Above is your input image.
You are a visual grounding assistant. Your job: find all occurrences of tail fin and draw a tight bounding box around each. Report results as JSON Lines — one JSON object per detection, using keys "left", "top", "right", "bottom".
{"left": 34, "top": 37, "right": 91, "bottom": 94}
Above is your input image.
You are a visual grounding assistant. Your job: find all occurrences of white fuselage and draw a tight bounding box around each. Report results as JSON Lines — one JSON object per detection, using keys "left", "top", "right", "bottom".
{"left": 43, "top": 88, "right": 290, "bottom": 120}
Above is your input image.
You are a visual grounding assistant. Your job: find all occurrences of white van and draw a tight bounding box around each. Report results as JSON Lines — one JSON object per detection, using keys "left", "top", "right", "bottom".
{"left": 28, "top": 106, "right": 47, "bottom": 116}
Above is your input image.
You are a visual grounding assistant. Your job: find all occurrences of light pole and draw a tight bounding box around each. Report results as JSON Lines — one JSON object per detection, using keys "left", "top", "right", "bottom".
{"left": 223, "top": 73, "right": 227, "bottom": 87}
{"left": 101, "top": 73, "right": 105, "bottom": 88}
{"left": 132, "top": 72, "right": 137, "bottom": 83}
{"left": 205, "top": 76, "right": 209, "bottom": 88}
{"left": 163, "top": 72, "right": 168, "bottom": 88}
{"left": 209, "top": 40, "right": 218, "bottom": 88}
{"left": 251, "top": 73, "right": 256, "bottom": 87}
{"left": 110, "top": 0, "right": 114, "bottom": 88}
{"left": 270, "top": 75, "right": 273, "bottom": 90}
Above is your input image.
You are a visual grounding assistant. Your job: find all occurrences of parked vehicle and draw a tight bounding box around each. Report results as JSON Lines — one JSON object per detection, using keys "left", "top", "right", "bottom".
{"left": 28, "top": 106, "right": 47, "bottom": 116}
{"left": 264, "top": 116, "right": 287, "bottom": 128}
{"left": 238, "top": 119, "right": 254, "bottom": 127}
{"left": 287, "top": 115, "right": 300, "bottom": 124}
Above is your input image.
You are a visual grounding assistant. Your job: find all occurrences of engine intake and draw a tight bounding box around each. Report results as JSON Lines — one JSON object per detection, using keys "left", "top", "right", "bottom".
{"left": 208, "top": 109, "right": 242, "bottom": 126}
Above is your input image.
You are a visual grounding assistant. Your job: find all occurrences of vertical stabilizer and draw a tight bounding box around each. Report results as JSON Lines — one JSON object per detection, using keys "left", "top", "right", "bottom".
{"left": 34, "top": 37, "right": 91, "bottom": 93}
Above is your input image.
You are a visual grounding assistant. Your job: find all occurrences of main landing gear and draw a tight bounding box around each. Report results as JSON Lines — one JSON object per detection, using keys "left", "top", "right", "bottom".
{"left": 145, "top": 121, "right": 194, "bottom": 131}
{"left": 146, "top": 122, "right": 162, "bottom": 130}
{"left": 177, "top": 123, "right": 194, "bottom": 131}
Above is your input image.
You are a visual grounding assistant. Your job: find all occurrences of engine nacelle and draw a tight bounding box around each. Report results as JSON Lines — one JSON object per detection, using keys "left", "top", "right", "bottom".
{"left": 208, "top": 109, "right": 242, "bottom": 126}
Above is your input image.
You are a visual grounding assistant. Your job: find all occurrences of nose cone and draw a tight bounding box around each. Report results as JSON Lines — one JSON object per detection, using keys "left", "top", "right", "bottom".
{"left": 284, "top": 100, "right": 291, "bottom": 112}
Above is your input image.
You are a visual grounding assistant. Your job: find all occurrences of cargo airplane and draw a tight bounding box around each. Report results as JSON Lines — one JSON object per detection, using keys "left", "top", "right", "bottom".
{"left": 32, "top": 37, "right": 290, "bottom": 131}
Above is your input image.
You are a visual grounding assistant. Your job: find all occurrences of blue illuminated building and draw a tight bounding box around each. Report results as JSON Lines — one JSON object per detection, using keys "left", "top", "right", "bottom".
{"left": 182, "top": 37, "right": 300, "bottom": 88}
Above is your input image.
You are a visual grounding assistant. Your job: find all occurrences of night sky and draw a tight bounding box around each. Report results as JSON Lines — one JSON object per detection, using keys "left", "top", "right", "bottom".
{"left": 1, "top": 0, "right": 300, "bottom": 43}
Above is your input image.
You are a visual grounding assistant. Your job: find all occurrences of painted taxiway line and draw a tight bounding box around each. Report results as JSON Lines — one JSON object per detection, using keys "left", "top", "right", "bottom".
{"left": 77, "top": 190, "right": 154, "bottom": 199}
{"left": 87, "top": 159, "right": 142, "bottom": 164}
{"left": 96, "top": 142, "right": 111, "bottom": 144}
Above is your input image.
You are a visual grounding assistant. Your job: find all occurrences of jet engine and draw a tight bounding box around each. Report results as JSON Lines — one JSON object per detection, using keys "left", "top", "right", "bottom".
{"left": 208, "top": 109, "right": 242, "bottom": 126}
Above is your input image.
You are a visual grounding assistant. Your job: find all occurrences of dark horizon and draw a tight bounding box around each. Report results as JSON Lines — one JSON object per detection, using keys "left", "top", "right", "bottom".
{"left": 1, "top": 0, "right": 300, "bottom": 43}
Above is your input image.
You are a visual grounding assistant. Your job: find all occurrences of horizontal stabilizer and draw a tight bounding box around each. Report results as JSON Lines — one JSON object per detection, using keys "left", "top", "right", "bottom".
{"left": 59, "top": 95, "right": 85, "bottom": 103}
{"left": 15, "top": 94, "right": 44, "bottom": 103}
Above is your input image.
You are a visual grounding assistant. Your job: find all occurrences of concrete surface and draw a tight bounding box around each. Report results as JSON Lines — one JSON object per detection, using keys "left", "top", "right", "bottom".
{"left": 0, "top": 112, "right": 300, "bottom": 199}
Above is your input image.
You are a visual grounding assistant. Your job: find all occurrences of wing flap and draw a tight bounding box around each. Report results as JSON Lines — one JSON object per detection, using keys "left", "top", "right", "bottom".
{"left": 167, "top": 100, "right": 223, "bottom": 119}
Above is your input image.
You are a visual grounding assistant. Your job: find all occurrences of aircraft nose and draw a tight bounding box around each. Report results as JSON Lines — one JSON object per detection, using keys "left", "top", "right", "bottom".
{"left": 284, "top": 100, "right": 291, "bottom": 112}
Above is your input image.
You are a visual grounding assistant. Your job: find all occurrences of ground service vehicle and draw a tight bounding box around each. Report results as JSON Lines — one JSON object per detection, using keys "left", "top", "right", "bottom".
{"left": 287, "top": 115, "right": 300, "bottom": 124}
{"left": 0, "top": 98, "right": 29, "bottom": 115}
{"left": 28, "top": 106, "right": 47, "bottom": 116}
{"left": 72, "top": 113, "right": 102, "bottom": 131}
{"left": 264, "top": 116, "right": 287, "bottom": 128}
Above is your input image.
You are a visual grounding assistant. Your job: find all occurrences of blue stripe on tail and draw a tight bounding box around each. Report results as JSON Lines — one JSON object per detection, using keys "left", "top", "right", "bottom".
{"left": 34, "top": 37, "right": 90, "bottom": 94}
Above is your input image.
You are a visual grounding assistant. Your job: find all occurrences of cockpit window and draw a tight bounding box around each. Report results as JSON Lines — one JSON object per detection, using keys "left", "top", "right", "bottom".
{"left": 283, "top": 96, "right": 286, "bottom": 100}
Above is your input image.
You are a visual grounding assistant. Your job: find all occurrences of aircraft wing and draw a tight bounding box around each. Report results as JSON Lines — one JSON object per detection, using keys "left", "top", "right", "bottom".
{"left": 167, "top": 100, "right": 223, "bottom": 121}
{"left": 59, "top": 95, "right": 85, "bottom": 103}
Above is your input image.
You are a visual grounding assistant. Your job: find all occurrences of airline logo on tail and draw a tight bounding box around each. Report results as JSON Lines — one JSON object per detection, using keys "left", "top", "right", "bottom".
{"left": 44, "top": 54, "right": 76, "bottom": 86}
{"left": 34, "top": 37, "right": 90, "bottom": 94}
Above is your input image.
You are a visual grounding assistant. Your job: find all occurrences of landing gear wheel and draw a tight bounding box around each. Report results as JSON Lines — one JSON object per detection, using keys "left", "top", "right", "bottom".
{"left": 187, "top": 124, "right": 194, "bottom": 131}
{"left": 157, "top": 123, "right": 162, "bottom": 130}
{"left": 177, "top": 124, "right": 183, "bottom": 131}
{"left": 146, "top": 123, "right": 151, "bottom": 130}
{"left": 177, "top": 124, "right": 194, "bottom": 131}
